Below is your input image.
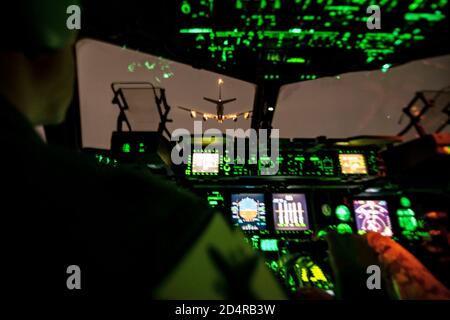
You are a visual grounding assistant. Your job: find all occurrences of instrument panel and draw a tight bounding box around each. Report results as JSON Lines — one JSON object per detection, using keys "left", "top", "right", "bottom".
{"left": 181, "top": 138, "right": 382, "bottom": 179}
{"left": 83, "top": 132, "right": 449, "bottom": 296}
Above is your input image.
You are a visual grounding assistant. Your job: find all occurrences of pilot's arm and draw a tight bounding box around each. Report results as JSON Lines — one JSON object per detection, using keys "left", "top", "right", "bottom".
{"left": 154, "top": 213, "right": 287, "bottom": 299}
{"left": 78, "top": 167, "right": 287, "bottom": 301}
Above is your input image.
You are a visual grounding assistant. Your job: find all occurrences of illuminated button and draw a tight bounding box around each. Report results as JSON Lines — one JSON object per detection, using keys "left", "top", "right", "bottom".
{"left": 310, "top": 265, "right": 327, "bottom": 282}
{"left": 122, "top": 143, "right": 131, "bottom": 153}
{"left": 400, "top": 196, "right": 411, "bottom": 208}
{"left": 301, "top": 268, "right": 309, "bottom": 282}
{"left": 181, "top": 2, "right": 191, "bottom": 14}
{"left": 337, "top": 223, "right": 353, "bottom": 234}
{"left": 321, "top": 204, "right": 332, "bottom": 216}
{"left": 317, "top": 230, "right": 328, "bottom": 238}
{"left": 335, "top": 205, "right": 351, "bottom": 221}
{"left": 440, "top": 146, "right": 450, "bottom": 154}
{"left": 269, "top": 261, "right": 278, "bottom": 272}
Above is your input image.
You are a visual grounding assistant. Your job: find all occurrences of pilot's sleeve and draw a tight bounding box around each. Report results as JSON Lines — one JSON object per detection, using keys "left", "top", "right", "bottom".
{"left": 153, "top": 213, "right": 288, "bottom": 299}
{"left": 86, "top": 168, "right": 286, "bottom": 300}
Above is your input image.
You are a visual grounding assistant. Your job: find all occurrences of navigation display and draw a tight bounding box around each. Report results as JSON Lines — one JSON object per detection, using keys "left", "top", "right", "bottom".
{"left": 339, "top": 154, "right": 368, "bottom": 174}
{"left": 353, "top": 200, "right": 393, "bottom": 237}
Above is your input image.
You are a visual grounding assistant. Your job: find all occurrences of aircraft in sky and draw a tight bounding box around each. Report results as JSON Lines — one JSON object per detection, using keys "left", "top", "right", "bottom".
{"left": 178, "top": 79, "right": 252, "bottom": 123}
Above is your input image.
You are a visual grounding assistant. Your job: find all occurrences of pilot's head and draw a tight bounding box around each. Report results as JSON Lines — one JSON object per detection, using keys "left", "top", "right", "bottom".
{"left": 0, "top": 0, "right": 80, "bottom": 125}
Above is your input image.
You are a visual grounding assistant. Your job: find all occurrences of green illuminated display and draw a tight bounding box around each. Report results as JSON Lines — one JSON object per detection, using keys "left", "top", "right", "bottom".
{"left": 206, "top": 191, "right": 224, "bottom": 208}
{"left": 286, "top": 57, "right": 306, "bottom": 63}
{"left": 405, "top": 12, "right": 446, "bottom": 21}
{"left": 179, "top": 28, "right": 213, "bottom": 34}
{"left": 176, "top": 0, "right": 448, "bottom": 82}
{"left": 185, "top": 144, "right": 379, "bottom": 178}
{"left": 276, "top": 153, "right": 335, "bottom": 176}
{"left": 260, "top": 239, "right": 278, "bottom": 251}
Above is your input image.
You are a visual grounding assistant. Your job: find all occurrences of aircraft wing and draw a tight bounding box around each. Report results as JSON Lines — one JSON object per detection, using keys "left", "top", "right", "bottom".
{"left": 177, "top": 106, "right": 217, "bottom": 120}
{"left": 223, "top": 110, "right": 252, "bottom": 121}
{"left": 203, "top": 97, "right": 236, "bottom": 105}
{"left": 178, "top": 106, "right": 204, "bottom": 115}
{"left": 235, "top": 110, "right": 252, "bottom": 118}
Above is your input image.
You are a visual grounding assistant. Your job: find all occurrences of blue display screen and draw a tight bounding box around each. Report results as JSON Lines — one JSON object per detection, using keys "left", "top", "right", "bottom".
{"left": 231, "top": 193, "right": 266, "bottom": 231}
